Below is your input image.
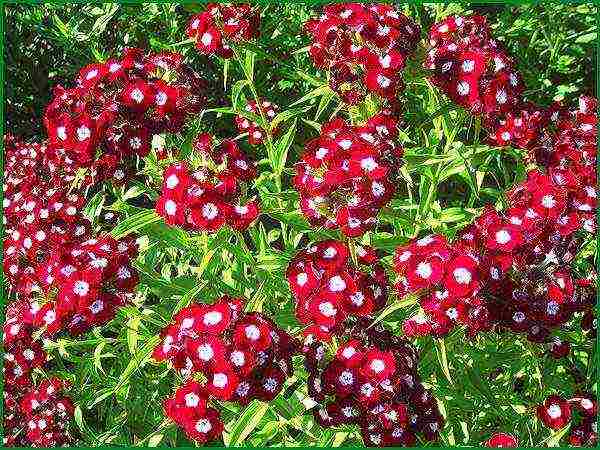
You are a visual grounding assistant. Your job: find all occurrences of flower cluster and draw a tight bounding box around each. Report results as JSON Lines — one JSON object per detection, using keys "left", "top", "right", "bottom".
{"left": 154, "top": 296, "right": 299, "bottom": 444}
{"left": 394, "top": 234, "right": 488, "bottom": 338}
{"left": 287, "top": 240, "right": 388, "bottom": 340}
{"left": 17, "top": 379, "right": 75, "bottom": 447}
{"left": 3, "top": 300, "right": 75, "bottom": 447}
{"left": 483, "top": 433, "right": 518, "bottom": 447}
{"left": 394, "top": 96, "right": 597, "bottom": 341}
{"left": 305, "top": 3, "right": 420, "bottom": 104}
{"left": 235, "top": 98, "right": 279, "bottom": 145}
{"left": 3, "top": 137, "right": 91, "bottom": 296}
{"left": 294, "top": 111, "right": 402, "bottom": 236}
{"left": 425, "top": 15, "right": 523, "bottom": 115}
{"left": 304, "top": 322, "right": 443, "bottom": 446}
{"left": 537, "top": 394, "right": 597, "bottom": 446}
{"left": 186, "top": 3, "right": 260, "bottom": 57}
{"left": 43, "top": 48, "right": 205, "bottom": 182}
{"left": 155, "top": 135, "right": 259, "bottom": 232}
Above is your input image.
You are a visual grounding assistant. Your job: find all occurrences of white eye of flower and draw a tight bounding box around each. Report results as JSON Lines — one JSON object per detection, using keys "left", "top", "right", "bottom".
{"left": 315, "top": 147, "right": 329, "bottom": 159}
{"left": 90, "top": 300, "right": 104, "bottom": 314}
{"left": 338, "top": 370, "right": 354, "bottom": 385}
{"left": 360, "top": 157, "right": 379, "bottom": 172}
{"left": 496, "top": 89, "right": 507, "bottom": 105}
{"left": 342, "top": 346, "right": 356, "bottom": 359}
{"left": 415, "top": 262, "right": 432, "bottom": 279}
{"left": 164, "top": 200, "right": 177, "bottom": 216}
{"left": 213, "top": 373, "right": 228, "bottom": 388}
{"left": 581, "top": 399, "right": 593, "bottom": 410}
{"left": 349, "top": 291, "right": 364, "bottom": 306}
{"left": 195, "top": 419, "right": 212, "bottom": 434}
{"left": 185, "top": 392, "right": 200, "bottom": 407}
{"left": 197, "top": 344, "right": 214, "bottom": 361}
{"left": 546, "top": 301, "right": 559, "bottom": 316}
{"left": 318, "top": 301, "right": 337, "bottom": 317}
{"left": 461, "top": 60, "right": 475, "bottom": 72}
{"left": 328, "top": 275, "right": 346, "bottom": 292}
{"left": 155, "top": 91, "right": 168, "bottom": 106}
{"left": 438, "top": 24, "right": 449, "bottom": 33}
{"left": 85, "top": 69, "right": 98, "bottom": 80}
{"left": 541, "top": 195, "right": 556, "bottom": 209}
{"left": 338, "top": 139, "right": 352, "bottom": 150}
{"left": 547, "top": 404, "right": 562, "bottom": 419}
{"left": 512, "top": 311, "right": 525, "bottom": 323}
{"left": 377, "top": 74, "right": 391, "bottom": 88}
{"left": 264, "top": 377, "right": 278, "bottom": 392}
{"left": 495, "top": 229, "right": 511, "bottom": 245}
{"left": 371, "top": 181, "right": 385, "bottom": 197}
{"left": 370, "top": 359, "right": 385, "bottom": 373}
{"left": 230, "top": 350, "right": 246, "bottom": 366}
{"left": 201, "top": 32, "right": 213, "bottom": 47}
{"left": 202, "top": 203, "right": 219, "bottom": 220}
{"left": 457, "top": 80, "right": 470, "bottom": 96}
{"left": 130, "top": 88, "right": 145, "bottom": 103}
{"left": 296, "top": 272, "right": 308, "bottom": 286}
{"left": 77, "top": 126, "right": 91, "bottom": 141}
{"left": 245, "top": 324, "right": 261, "bottom": 340}
{"left": 203, "top": 311, "right": 223, "bottom": 326}
{"left": 446, "top": 308, "right": 459, "bottom": 320}
{"left": 56, "top": 126, "right": 67, "bottom": 141}
{"left": 501, "top": 131, "right": 512, "bottom": 141}
{"left": 453, "top": 267, "right": 472, "bottom": 284}
{"left": 73, "top": 280, "right": 90, "bottom": 296}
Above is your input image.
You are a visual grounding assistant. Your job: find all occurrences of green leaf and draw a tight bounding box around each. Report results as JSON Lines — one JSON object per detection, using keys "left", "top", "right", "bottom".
{"left": 272, "top": 118, "right": 297, "bottom": 174}
{"left": 110, "top": 209, "right": 162, "bottom": 239}
{"left": 227, "top": 400, "right": 269, "bottom": 446}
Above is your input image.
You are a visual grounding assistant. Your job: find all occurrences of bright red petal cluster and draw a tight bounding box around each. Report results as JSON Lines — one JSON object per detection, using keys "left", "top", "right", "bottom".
{"left": 235, "top": 98, "right": 280, "bottom": 145}
{"left": 395, "top": 94, "right": 596, "bottom": 344}
{"left": 287, "top": 240, "right": 387, "bottom": 340}
{"left": 483, "top": 432, "right": 518, "bottom": 447}
{"left": 155, "top": 136, "right": 259, "bottom": 232}
{"left": 537, "top": 393, "right": 598, "bottom": 444}
{"left": 304, "top": 323, "right": 443, "bottom": 446}
{"left": 425, "top": 15, "right": 523, "bottom": 115}
{"left": 305, "top": 3, "right": 420, "bottom": 104}
{"left": 43, "top": 48, "right": 205, "bottom": 183}
{"left": 153, "top": 296, "right": 299, "bottom": 444}
{"left": 294, "top": 111, "right": 402, "bottom": 236}
{"left": 3, "top": 298, "right": 76, "bottom": 446}
{"left": 186, "top": 3, "right": 260, "bottom": 57}
{"left": 3, "top": 136, "right": 140, "bottom": 447}
{"left": 4, "top": 376, "right": 75, "bottom": 447}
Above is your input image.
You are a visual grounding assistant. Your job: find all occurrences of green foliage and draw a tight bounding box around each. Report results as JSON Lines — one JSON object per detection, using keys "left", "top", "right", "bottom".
{"left": 6, "top": 2, "right": 596, "bottom": 448}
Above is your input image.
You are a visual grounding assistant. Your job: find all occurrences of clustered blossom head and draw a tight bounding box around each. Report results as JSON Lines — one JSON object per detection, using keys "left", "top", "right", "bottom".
{"left": 304, "top": 323, "right": 443, "bottom": 446}
{"left": 294, "top": 111, "right": 402, "bottom": 236}
{"left": 154, "top": 296, "right": 299, "bottom": 444}
{"left": 394, "top": 234, "right": 489, "bottom": 338}
{"left": 483, "top": 432, "right": 518, "bottom": 447}
{"left": 394, "top": 92, "right": 596, "bottom": 342}
{"left": 425, "top": 15, "right": 523, "bottom": 115}
{"left": 43, "top": 48, "right": 205, "bottom": 183}
{"left": 3, "top": 137, "right": 90, "bottom": 296}
{"left": 235, "top": 98, "right": 279, "bottom": 145}
{"left": 305, "top": 3, "right": 420, "bottom": 104}
{"left": 3, "top": 300, "right": 75, "bottom": 447}
{"left": 287, "top": 240, "right": 388, "bottom": 340}
{"left": 155, "top": 135, "right": 259, "bottom": 232}
{"left": 537, "top": 393, "right": 597, "bottom": 446}
{"left": 186, "top": 3, "right": 260, "bottom": 57}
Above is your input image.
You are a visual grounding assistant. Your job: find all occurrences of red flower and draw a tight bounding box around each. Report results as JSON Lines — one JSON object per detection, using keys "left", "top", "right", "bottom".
{"left": 484, "top": 432, "right": 518, "bottom": 447}
{"left": 537, "top": 395, "right": 572, "bottom": 430}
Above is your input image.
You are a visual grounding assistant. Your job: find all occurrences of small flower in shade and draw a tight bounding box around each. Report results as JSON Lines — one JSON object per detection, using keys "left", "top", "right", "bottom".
{"left": 537, "top": 395, "right": 572, "bottom": 430}
{"left": 483, "top": 432, "right": 519, "bottom": 447}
